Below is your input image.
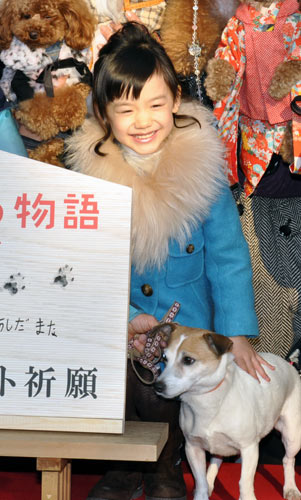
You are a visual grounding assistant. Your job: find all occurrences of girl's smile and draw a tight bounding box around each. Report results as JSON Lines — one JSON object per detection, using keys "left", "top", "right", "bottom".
{"left": 132, "top": 130, "right": 158, "bottom": 143}
{"left": 106, "top": 72, "right": 181, "bottom": 155}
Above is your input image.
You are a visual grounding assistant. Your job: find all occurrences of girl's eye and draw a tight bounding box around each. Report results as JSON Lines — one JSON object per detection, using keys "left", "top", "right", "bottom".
{"left": 152, "top": 103, "right": 163, "bottom": 108}
{"left": 119, "top": 109, "right": 132, "bottom": 114}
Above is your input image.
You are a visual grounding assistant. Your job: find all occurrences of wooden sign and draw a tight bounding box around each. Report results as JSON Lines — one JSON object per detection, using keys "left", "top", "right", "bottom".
{"left": 0, "top": 151, "right": 132, "bottom": 434}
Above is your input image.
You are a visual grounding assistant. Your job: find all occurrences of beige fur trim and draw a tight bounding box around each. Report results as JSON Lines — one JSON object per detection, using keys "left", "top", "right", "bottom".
{"left": 66, "top": 101, "right": 226, "bottom": 273}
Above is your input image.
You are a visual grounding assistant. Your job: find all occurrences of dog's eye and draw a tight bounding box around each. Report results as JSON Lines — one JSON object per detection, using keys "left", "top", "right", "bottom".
{"left": 21, "top": 13, "right": 31, "bottom": 19}
{"left": 183, "top": 356, "right": 195, "bottom": 366}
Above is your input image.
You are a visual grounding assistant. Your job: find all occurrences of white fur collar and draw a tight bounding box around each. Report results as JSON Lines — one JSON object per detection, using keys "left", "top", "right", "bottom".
{"left": 66, "top": 101, "right": 226, "bottom": 273}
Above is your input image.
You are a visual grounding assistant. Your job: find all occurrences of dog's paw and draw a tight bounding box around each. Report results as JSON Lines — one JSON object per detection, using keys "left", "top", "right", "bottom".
{"left": 269, "top": 60, "right": 301, "bottom": 100}
{"left": 53, "top": 265, "right": 74, "bottom": 287}
{"left": 15, "top": 97, "right": 59, "bottom": 140}
{"left": 204, "top": 58, "right": 236, "bottom": 101}
{"left": 193, "top": 488, "right": 210, "bottom": 500}
{"left": 284, "top": 488, "right": 301, "bottom": 500}
{"left": 2, "top": 273, "right": 26, "bottom": 295}
{"left": 29, "top": 138, "right": 65, "bottom": 167}
{"left": 193, "top": 494, "right": 209, "bottom": 500}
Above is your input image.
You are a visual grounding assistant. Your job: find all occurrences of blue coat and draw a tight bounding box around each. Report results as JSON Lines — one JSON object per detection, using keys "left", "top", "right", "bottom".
{"left": 130, "top": 185, "right": 259, "bottom": 337}
{"left": 66, "top": 100, "right": 259, "bottom": 338}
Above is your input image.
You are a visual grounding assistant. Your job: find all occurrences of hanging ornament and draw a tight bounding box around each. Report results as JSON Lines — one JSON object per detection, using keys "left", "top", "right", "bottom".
{"left": 188, "top": 0, "right": 203, "bottom": 101}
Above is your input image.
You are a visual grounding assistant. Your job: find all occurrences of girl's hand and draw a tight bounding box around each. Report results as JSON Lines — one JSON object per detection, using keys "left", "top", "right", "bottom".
{"left": 229, "top": 335, "right": 275, "bottom": 382}
{"left": 128, "top": 313, "right": 159, "bottom": 354}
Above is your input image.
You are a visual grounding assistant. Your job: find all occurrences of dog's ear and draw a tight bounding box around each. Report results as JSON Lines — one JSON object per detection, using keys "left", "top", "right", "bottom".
{"left": 59, "top": 0, "right": 97, "bottom": 50}
{"left": 0, "top": 0, "right": 14, "bottom": 50}
{"left": 203, "top": 332, "right": 233, "bottom": 357}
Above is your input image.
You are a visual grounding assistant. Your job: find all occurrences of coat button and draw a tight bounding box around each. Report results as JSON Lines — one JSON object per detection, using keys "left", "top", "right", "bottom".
{"left": 279, "top": 221, "right": 292, "bottom": 237}
{"left": 141, "top": 284, "right": 153, "bottom": 296}
{"left": 186, "top": 244, "right": 195, "bottom": 254}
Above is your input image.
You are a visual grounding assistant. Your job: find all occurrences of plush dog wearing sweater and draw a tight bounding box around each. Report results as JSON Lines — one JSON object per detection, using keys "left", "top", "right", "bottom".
{"left": 155, "top": 323, "right": 301, "bottom": 500}
{"left": 0, "top": 0, "right": 97, "bottom": 166}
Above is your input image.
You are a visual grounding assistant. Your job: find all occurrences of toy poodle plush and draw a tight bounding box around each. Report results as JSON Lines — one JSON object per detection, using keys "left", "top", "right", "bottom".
{"left": 0, "top": 0, "right": 97, "bottom": 166}
{"left": 159, "top": 0, "right": 239, "bottom": 101}
{"left": 204, "top": 0, "right": 301, "bottom": 194}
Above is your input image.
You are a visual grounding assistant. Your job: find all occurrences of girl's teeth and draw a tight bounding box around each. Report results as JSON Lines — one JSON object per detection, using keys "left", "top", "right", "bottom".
{"left": 135, "top": 132, "right": 154, "bottom": 139}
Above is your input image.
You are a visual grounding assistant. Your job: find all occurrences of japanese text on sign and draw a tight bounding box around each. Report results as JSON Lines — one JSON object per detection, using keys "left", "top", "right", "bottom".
{"left": 0, "top": 317, "right": 58, "bottom": 337}
{"left": 0, "top": 193, "right": 100, "bottom": 230}
{"left": 0, "top": 366, "right": 98, "bottom": 399}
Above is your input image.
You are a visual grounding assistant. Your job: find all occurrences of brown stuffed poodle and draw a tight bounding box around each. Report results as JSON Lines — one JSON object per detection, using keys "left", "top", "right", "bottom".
{"left": 204, "top": 0, "right": 301, "bottom": 164}
{"left": 0, "top": 0, "right": 97, "bottom": 166}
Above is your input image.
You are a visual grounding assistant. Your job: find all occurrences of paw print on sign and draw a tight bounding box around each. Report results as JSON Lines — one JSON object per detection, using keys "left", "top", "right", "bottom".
{"left": 53, "top": 265, "right": 74, "bottom": 287}
{"left": 3, "top": 273, "right": 26, "bottom": 295}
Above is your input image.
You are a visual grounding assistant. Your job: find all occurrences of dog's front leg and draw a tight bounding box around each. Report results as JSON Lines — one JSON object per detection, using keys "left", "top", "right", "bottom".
{"left": 239, "top": 443, "right": 259, "bottom": 500}
{"left": 207, "top": 456, "right": 223, "bottom": 496}
{"left": 185, "top": 437, "right": 209, "bottom": 500}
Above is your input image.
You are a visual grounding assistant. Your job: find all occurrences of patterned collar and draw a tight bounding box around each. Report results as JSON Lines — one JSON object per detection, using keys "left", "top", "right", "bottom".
{"left": 45, "top": 41, "right": 63, "bottom": 62}
{"left": 249, "top": 1, "right": 282, "bottom": 30}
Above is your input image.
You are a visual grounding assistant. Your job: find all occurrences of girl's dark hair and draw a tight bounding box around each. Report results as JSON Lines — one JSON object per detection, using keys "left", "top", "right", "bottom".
{"left": 93, "top": 22, "right": 200, "bottom": 155}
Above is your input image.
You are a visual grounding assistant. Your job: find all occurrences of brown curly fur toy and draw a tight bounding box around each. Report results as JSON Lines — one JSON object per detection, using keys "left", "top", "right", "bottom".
{"left": 205, "top": 0, "right": 301, "bottom": 164}
{"left": 0, "top": 0, "right": 97, "bottom": 166}
{"left": 160, "top": 0, "right": 239, "bottom": 77}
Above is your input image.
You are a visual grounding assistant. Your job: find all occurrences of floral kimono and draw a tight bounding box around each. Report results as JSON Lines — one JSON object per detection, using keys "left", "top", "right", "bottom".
{"left": 213, "top": 0, "right": 301, "bottom": 195}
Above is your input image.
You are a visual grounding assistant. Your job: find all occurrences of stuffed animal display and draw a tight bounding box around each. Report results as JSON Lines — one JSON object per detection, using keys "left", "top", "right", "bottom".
{"left": 160, "top": 0, "right": 239, "bottom": 101}
{"left": 205, "top": 0, "right": 301, "bottom": 359}
{"left": 0, "top": 0, "right": 97, "bottom": 166}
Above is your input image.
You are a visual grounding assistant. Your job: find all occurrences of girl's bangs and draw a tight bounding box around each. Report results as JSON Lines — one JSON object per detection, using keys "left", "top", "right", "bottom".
{"left": 107, "top": 49, "right": 158, "bottom": 101}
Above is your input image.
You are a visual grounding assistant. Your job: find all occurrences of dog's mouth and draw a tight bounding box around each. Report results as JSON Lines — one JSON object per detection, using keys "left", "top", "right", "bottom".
{"left": 14, "top": 22, "right": 64, "bottom": 48}
{"left": 154, "top": 379, "right": 182, "bottom": 399}
{"left": 22, "top": 35, "right": 51, "bottom": 48}
{"left": 18, "top": 33, "right": 60, "bottom": 49}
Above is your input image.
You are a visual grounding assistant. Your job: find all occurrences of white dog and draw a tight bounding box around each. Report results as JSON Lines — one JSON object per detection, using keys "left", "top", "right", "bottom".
{"left": 154, "top": 324, "right": 301, "bottom": 500}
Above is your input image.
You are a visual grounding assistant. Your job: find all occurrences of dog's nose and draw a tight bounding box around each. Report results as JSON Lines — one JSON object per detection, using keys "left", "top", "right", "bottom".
{"left": 29, "top": 31, "right": 39, "bottom": 40}
{"left": 154, "top": 381, "right": 165, "bottom": 394}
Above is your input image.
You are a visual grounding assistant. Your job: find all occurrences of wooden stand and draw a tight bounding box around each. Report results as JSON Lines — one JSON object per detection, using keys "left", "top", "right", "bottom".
{"left": 0, "top": 421, "right": 168, "bottom": 500}
{"left": 37, "top": 458, "right": 71, "bottom": 500}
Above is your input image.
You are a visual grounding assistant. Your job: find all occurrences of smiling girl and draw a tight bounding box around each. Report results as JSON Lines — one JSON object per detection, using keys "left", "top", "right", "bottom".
{"left": 66, "top": 22, "right": 272, "bottom": 500}
{"left": 105, "top": 72, "right": 179, "bottom": 155}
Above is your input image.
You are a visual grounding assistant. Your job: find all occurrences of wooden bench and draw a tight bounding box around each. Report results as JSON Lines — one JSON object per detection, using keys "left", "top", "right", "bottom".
{"left": 0, "top": 421, "right": 169, "bottom": 500}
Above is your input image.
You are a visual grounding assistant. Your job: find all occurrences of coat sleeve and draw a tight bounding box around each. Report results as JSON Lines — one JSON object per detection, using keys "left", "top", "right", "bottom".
{"left": 129, "top": 304, "right": 144, "bottom": 322}
{"left": 203, "top": 184, "right": 259, "bottom": 337}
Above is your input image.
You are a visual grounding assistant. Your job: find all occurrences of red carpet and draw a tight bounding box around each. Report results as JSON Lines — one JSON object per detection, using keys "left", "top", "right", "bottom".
{"left": 0, "top": 463, "right": 300, "bottom": 500}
